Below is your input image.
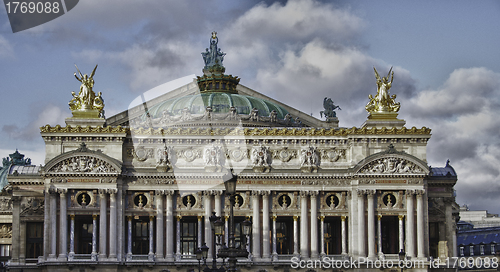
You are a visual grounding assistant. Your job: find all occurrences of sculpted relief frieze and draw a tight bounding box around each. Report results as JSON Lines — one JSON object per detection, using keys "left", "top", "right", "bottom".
{"left": 21, "top": 197, "right": 44, "bottom": 216}
{"left": 360, "top": 157, "right": 425, "bottom": 174}
{"left": 51, "top": 155, "right": 119, "bottom": 174}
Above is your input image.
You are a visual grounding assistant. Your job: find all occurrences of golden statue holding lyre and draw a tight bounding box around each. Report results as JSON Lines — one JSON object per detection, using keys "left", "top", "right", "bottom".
{"left": 366, "top": 67, "right": 400, "bottom": 113}
{"left": 69, "top": 64, "right": 105, "bottom": 118}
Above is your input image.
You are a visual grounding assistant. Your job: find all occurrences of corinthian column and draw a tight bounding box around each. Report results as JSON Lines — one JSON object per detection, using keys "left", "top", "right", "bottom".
{"left": 293, "top": 216, "right": 299, "bottom": 256}
{"left": 310, "top": 191, "right": 319, "bottom": 259}
{"left": 204, "top": 191, "right": 213, "bottom": 259}
{"left": 416, "top": 190, "right": 425, "bottom": 258}
{"left": 252, "top": 191, "right": 261, "bottom": 259}
{"left": 109, "top": 189, "right": 117, "bottom": 260}
{"left": 406, "top": 190, "right": 415, "bottom": 257}
{"left": 357, "top": 189, "right": 366, "bottom": 257}
{"left": 49, "top": 189, "right": 57, "bottom": 260}
{"left": 165, "top": 191, "right": 175, "bottom": 261}
{"left": 319, "top": 216, "right": 325, "bottom": 256}
{"left": 367, "top": 190, "right": 376, "bottom": 259}
{"left": 261, "top": 191, "right": 271, "bottom": 260}
{"left": 300, "top": 191, "right": 309, "bottom": 258}
{"left": 99, "top": 189, "right": 107, "bottom": 260}
{"left": 58, "top": 188, "right": 68, "bottom": 261}
{"left": 272, "top": 215, "right": 278, "bottom": 261}
{"left": 341, "top": 216, "right": 347, "bottom": 255}
{"left": 399, "top": 215, "right": 405, "bottom": 252}
{"left": 377, "top": 215, "right": 383, "bottom": 257}
{"left": 155, "top": 190, "right": 164, "bottom": 260}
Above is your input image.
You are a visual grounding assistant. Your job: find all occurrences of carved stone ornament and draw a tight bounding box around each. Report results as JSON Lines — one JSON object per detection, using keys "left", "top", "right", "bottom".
{"left": 204, "top": 144, "right": 225, "bottom": 172}
{"left": 177, "top": 192, "right": 203, "bottom": 210}
{"left": 322, "top": 192, "right": 346, "bottom": 210}
{"left": 273, "top": 192, "right": 296, "bottom": 210}
{"left": 0, "top": 224, "right": 12, "bottom": 238}
{"left": 133, "top": 146, "right": 153, "bottom": 161}
{"left": 228, "top": 147, "right": 248, "bottom": 162}
{"left": 224, "top": 192, "right": 250, "bottom": 210}
{"left": 251, "top": 145, "right": 271, "bottom": 173}
{"left": 273, "top": 147, "right": 297, "bottom": 162}
{"left": 300, "top": 146, "right": 320, "bottom": 173}
{"left": 378, "top": 191, "right": 404, "bottom": 209}
{"left": 0, "top": 198, "right": 12, "bottom": 211}
{"left": 74, "top": 190, "right": 96, "bottom": 207}
{"left": 51, "top": 155, "right": 119, "bottom": 173}
{"left": 130, "top": 192, "right": 152, "bottom": 209}
{"left": 321, "top": 148, "right": 345, "bottom": 162}
{"left": 155, "top": 144, "right": 173, "bottom": 172}
{"left": 360, "top": 157, "right": 425, "bottom": 174}
{"left": 20, "top": 197, "right": 44, "bottom": 215}
{"left": 177, "top": 147, "right": 202, "bottom": 162}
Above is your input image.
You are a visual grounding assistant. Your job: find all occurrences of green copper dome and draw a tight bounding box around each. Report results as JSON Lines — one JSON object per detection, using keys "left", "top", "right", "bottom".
{"left": 144, "top": 91, "right": 289, "bottom": 120}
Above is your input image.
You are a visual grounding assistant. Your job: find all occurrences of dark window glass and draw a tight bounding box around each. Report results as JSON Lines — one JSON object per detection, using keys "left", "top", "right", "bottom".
{"left": 26, "top": 222, "right": 43, "bottom": 258}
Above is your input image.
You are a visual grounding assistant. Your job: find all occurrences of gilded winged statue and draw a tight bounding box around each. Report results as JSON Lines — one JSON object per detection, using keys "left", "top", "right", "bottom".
{"left": 365, "top": 67, "right": 400, "bottom": 113}
{"left": 69, "top": 64, "right": 105, "bottom": 117}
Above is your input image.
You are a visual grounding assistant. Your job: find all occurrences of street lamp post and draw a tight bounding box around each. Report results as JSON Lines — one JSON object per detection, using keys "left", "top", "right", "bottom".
{"left": 218, "top": 170, "right": 249, "bottom": 272}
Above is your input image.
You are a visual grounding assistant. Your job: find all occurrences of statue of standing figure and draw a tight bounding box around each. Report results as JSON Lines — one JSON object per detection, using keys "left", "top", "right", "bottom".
{"left": 366, "top": 67, "right": 400, "bottom": 113}
{"left": 201, "top": 31, "right": 226, "bottom": 68}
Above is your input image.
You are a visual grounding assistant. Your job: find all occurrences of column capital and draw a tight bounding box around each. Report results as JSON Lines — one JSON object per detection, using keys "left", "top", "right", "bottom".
{"left": 213, "top": 190, "right": 223, "bottom": 196}
{"left": 197, "top": 215, "right": 203, "bottom": 221}
{"left": 176, "top": 215, "right": 182, "bottom": 221}
{"left": 310, "top": 191, "right": 319, "bottom": 197}
{"left": 318, "top": 215, "right": 325, "bottom": 221}
{"left": 260, "top": 190, "right": 270, "bottom": 196}
{"left": 398, "top": 215, "right": 405, "bottom": 220}
{"left": 341, "top": 215, "right": 347, "bottom": 221}
{"left": 92, "top": 214, "right": 98, "bottom": 220}
{"left": 415, "top": 189, "right": 425, "bottom": 196}
{"left": 406, "top": 189, "right": 416, "bottom": 196}
{"left": 149, "top": 216, "right": 154, "bottom": 221}
{"left": 252, "top": 190, "right": 260, "bottom": 196}
{"left": 127, "top": 216, "right": 132, "bottom": 221}
{"left": 366, "top": 189, "right": 376, "bottom": 197}
{"left": 48, "top": 187, "right": 58, "bottom": 194}
{"left": 272, "top": 215, "right": 277, "bottom": 221}
{"left": 57, "top": 188, "right": 68, "bottom": 195}
{"left": 300, "top": 191, "right": 309, "bottom": 197}
{"left": 98, "top": 188, "right": 107, "bottom": 195}
{"left": 224, "top": 215, "right": 229, "bottom": 221}
{"left": 356, "top": 189, "right": 366, "bottom": 196}
{"left": 165, "top": 190, "right": 175, "bottom": 196}
{"left": 377, "top": 214, "right": 382, "bottom": 220}
{"left": 155, "top": 190, "right": 166, "bottom": 196}
{"left": 203, "top": 190, "right": 213, "bottom": 196}
{"left": 70, "top": 214, "right": 75, "bottom": 220}
{"left": 108, "top": 188, "right": 118, "bottom": 195}
{"left": 293, "top": 215, "right": 299, "bottom": 221}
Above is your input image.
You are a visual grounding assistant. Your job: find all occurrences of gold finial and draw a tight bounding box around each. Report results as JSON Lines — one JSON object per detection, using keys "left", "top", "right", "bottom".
{"left": 211, "top": 31, "right": 217, "bottom": 39}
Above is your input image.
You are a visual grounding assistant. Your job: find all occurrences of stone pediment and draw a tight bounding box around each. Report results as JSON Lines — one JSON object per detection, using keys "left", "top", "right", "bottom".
{"left": 44, "top": 143, "right": 122, "bottom": 175}
{"left": 354, "top": 144, "right": 429, "bottom": 175}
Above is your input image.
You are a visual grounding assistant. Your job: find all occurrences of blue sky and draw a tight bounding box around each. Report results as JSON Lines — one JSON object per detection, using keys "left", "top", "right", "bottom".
{"left": 0, "top": 0, "right": 499, "bottom": 214}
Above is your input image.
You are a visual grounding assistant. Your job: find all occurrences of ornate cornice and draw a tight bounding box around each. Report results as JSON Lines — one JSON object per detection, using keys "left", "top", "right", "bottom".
{"left": 40, "top": 125, "right": 128, "bottom": 134}
{"left": 126, "top": 126, "right": 431, "bottom": 136}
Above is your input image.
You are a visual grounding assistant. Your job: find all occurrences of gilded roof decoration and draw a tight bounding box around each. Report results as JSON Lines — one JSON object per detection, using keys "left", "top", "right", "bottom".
{"left": 40, "top": 124, "right": 128, "bottom": 134}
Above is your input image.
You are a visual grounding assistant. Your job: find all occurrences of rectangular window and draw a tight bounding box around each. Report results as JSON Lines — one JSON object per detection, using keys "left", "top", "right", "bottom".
{"left": 75, "top": 216, "right": 95, "bottom": 254}
{"left": 480, "top": 245, "right": 485, "bottom": 255}
{"left": 470, "top": 245, "right": 474, "bottom": 256}
{"left": 276, "top": 217, "right": 293, "bottom": 255}
{"left": 26, "top": 222, "right": 43, "bottom": 258}
{"left": 133, "top": 216, "right": 151, "bottom": 255}
{"left": 492, "top": 244, "right": 496, "bottom": 255}
{"left": 181, "top": 217, "right": 197, "bottom": 256}
{"left": 460, "top": 246, "right": 464, "bottom": 257}
{"left": 324, "top": 217, "right": 343, "bottom": 255}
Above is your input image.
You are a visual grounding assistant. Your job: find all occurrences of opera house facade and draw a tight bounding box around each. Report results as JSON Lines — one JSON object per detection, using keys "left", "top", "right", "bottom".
{"left": 1, "top": 33, "right": 459, "bottom": 272}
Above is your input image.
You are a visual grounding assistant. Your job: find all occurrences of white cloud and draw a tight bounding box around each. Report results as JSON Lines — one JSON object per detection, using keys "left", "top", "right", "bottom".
{"left": 402, "top": 67, "right": 500, "bottom": 212}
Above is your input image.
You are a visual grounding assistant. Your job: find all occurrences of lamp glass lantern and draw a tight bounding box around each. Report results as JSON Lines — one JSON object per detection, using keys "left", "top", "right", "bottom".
{"left": 241, "top": 218, "right": 252, "bottom": 236}
{"left": 224, "top": 171, "right": 237, "bottom": 195}
{"left": 201, "top": 243, "right": 209, "bottom": 259}
{"left": 214, "top": 218, "right": 224, "bottom": 236}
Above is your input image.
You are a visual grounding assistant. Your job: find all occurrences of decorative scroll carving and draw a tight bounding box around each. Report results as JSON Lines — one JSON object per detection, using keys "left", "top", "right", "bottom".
{"left": 227, "top": 147, "right": 248, "bottom": 163}
{"left": 360, "top": 157, "right": 425, "bottom": 174}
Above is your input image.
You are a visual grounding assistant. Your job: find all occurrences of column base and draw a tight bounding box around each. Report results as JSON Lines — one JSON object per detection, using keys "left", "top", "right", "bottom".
{"left": 68, "top": 252, "right": 75, "bottom": 261}
{"left": 165, "top": 254, "right": 174, "bottom": 262}
{"left": 98, "top": 254, "right": 106, "bottom": 261}
{"left": 271, "top": 253, "right": 278, "bottom": 262}
{"left": 148, "top": 253, "right": 155, "bottom": 261}
{"left": 91, "top": 253, "right": 98, "bottom": 261}
{"left": 108, "top": 254, "right": 117, "bottom": 261}
{"left": 47, "top": 254, "right": 57, "bottom": 261}
{"left": 126, "top": 253, "right": 132, "bottom": 261}
{"left": 57, "top": 254, "right": 67, "bottom": 261}
{"left": 175, "top": 253, "right": 181, "bottom": 261}
{"left": 310, "top": 252, "right": 319, "bottom": 259}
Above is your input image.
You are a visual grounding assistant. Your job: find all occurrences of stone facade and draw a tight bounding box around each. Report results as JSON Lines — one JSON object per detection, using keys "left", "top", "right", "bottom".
{"left": 3, "top": 34, "right": 460, "bottom": 272}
